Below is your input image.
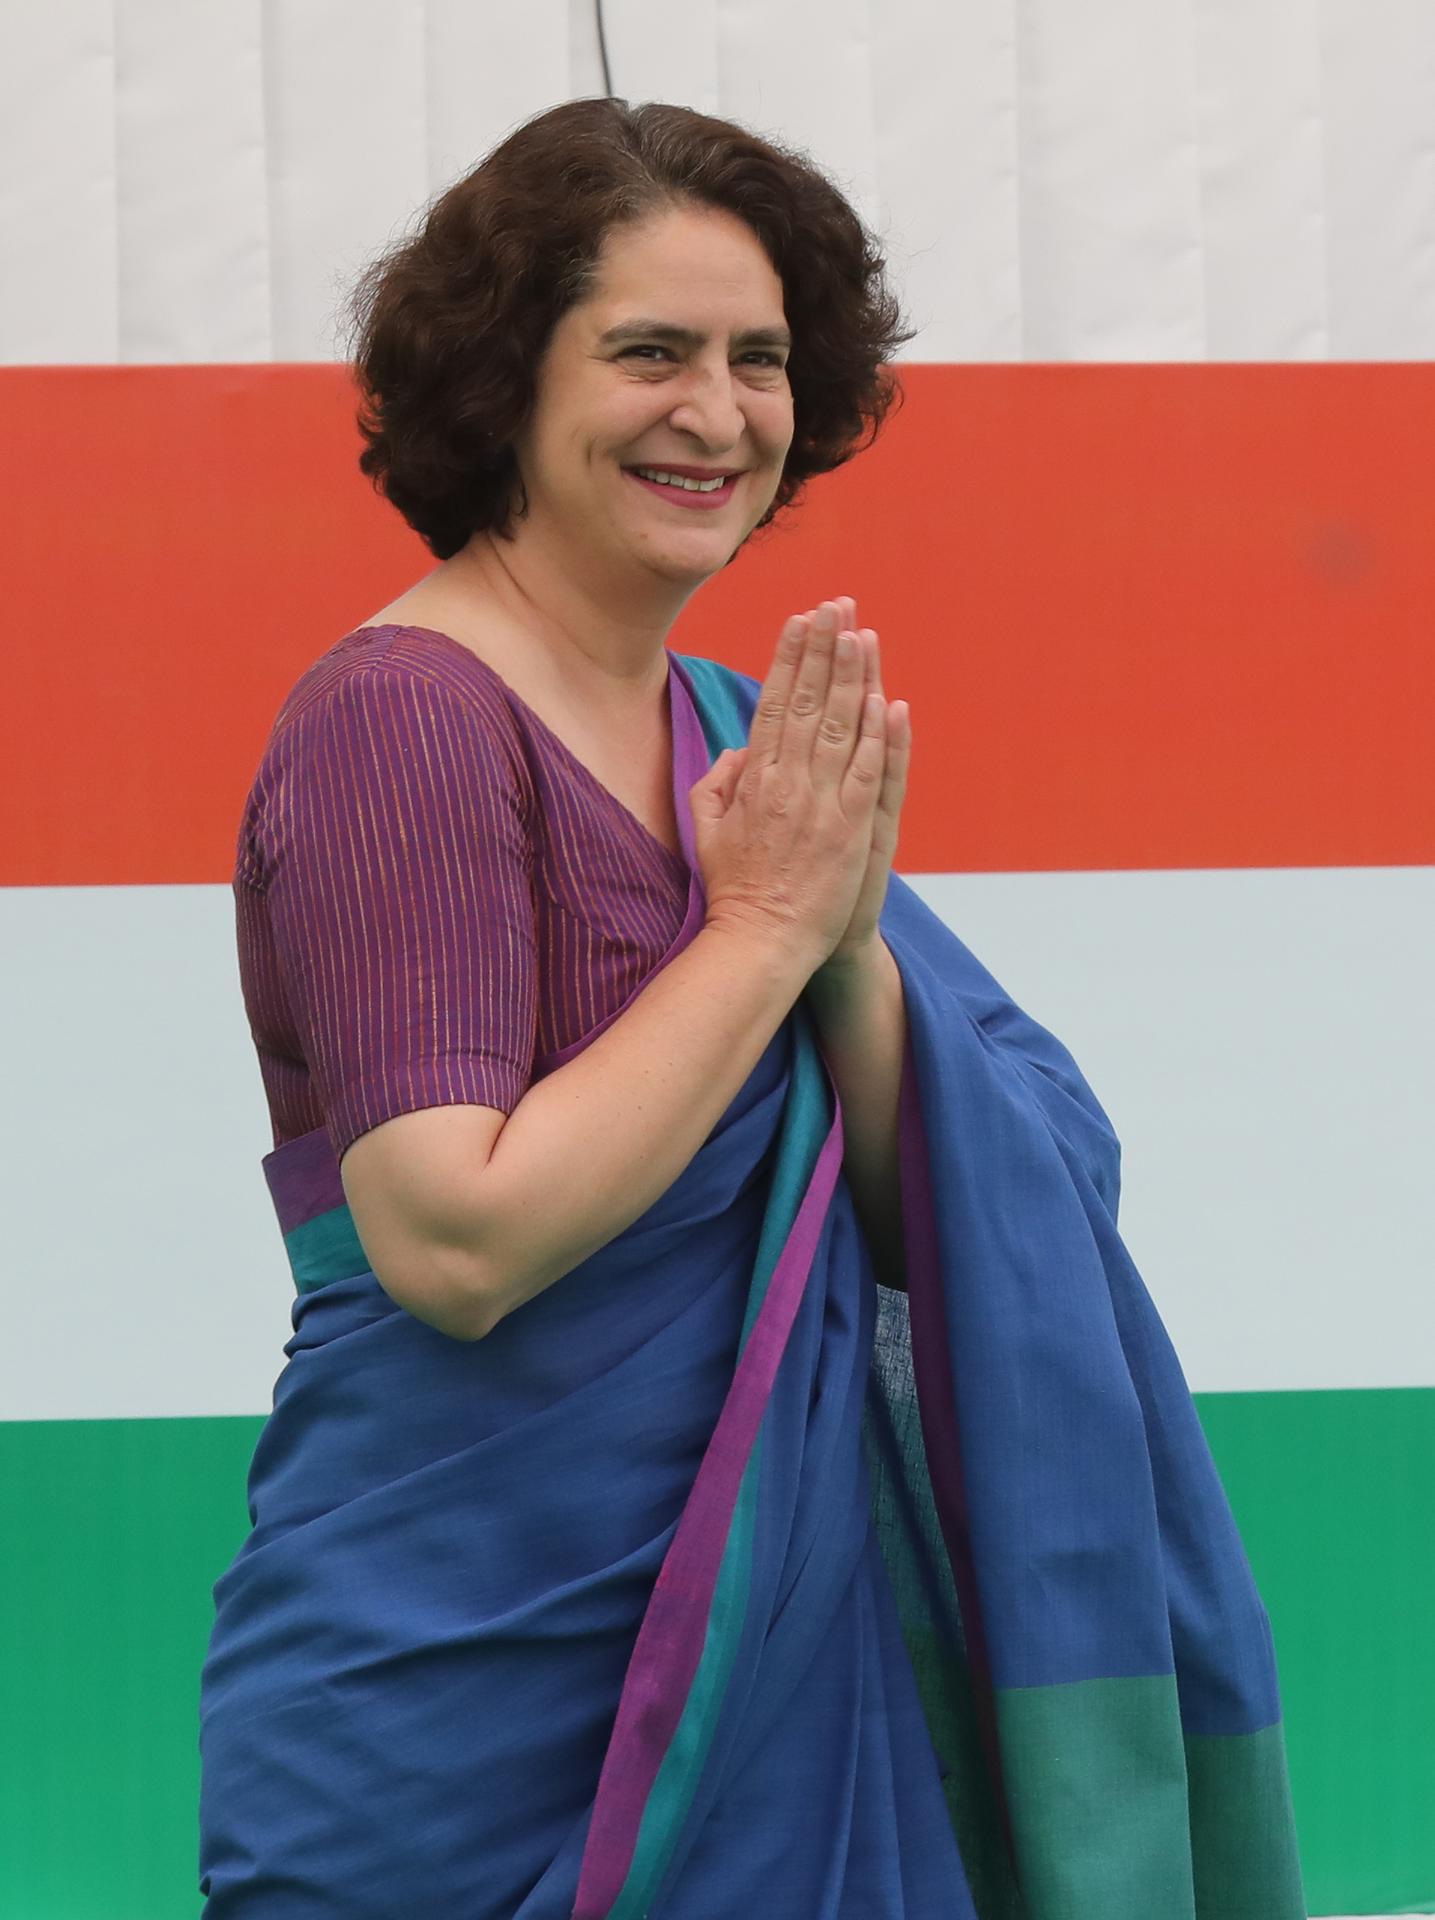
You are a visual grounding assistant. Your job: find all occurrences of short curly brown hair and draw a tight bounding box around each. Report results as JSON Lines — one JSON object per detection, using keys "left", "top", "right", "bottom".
{"left": 342, "top": 97, "right": 915, "bottom": 561}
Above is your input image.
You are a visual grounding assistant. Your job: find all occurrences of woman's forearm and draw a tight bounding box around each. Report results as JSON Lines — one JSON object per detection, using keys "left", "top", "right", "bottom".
{"left": 466, "top": 920, "right": 820, "bottom": 1333}
{"left": 804, "top": 937, "right": 909, "bottom": 1293}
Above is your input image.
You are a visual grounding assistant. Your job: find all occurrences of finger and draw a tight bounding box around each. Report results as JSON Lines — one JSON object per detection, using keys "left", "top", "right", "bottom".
{"left": 842, "top": 689, "right": 889, "bottom": 820}
{"left": 809, "top": 627, "right": 868, "bottom": 793}
{"left": 855, "top": 627, "right": 876, "bottom": 710}
{"left": 716, "top": 746, "right": 742, "bottom": 804}
{"left": 859, "top": 628, "right": 882, "bottom": 700}
{"left": 875, "top": 701, "right": 910, "bottom": 821}
{"left": 782, "top": 600, "right": 841, "bottom": 768}
{"left": 748, "top": 614, "right": 812, "bottom": 771}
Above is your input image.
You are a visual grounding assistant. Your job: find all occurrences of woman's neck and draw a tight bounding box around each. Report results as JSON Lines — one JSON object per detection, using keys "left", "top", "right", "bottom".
{"left": 439, "top": 527, "right": 685, "bottom": 709}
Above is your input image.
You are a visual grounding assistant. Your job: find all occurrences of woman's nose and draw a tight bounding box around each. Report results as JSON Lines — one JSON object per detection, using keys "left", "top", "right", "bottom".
{"left": 666, "top": 367, "right": 746, "bottom": 449}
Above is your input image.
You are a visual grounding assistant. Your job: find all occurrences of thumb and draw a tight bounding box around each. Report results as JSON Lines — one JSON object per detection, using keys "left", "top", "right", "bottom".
{"left": 691, "top": 747, "right": 737, "bottom": 821}
{"left": 719, "top": 745, "right": 748, "bottom": 805}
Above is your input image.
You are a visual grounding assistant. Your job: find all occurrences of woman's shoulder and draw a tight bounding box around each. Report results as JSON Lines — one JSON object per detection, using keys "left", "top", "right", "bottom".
{"left": 270, "top": 623, "right": 522, "bottom": 743}
{"left": 243, "top": 626, "right": 535, "bottom": 837}
{"left": 236, "top": 626, "right": 538, "bottom": 890}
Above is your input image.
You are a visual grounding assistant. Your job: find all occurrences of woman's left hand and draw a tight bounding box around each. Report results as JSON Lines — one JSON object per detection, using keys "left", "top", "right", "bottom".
{"left": 718, "top": 595, "right": 910, "bottom": 976}
{"left": 818, "top": 595, "right": 910, "bottom": 973}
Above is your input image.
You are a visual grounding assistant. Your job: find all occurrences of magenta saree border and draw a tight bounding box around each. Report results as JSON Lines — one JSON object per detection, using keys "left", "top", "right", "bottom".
{"left": 571, "top": 1105, "right": 846, "bottom": 1918}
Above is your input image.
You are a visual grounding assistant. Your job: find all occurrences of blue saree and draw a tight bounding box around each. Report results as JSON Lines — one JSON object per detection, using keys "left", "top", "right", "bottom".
{"left": 198, "top": 651, "right": 1306, "bottom": 1917}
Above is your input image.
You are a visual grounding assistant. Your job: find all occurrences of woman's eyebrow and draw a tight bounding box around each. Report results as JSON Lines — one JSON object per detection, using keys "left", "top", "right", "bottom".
{"left": 599, "top": 319, "right": 792, "bottom": 350}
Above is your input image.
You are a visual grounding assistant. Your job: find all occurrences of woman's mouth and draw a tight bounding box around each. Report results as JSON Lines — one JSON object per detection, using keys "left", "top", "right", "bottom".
{"left": 623, "top": 467, "right": 740, "bottom": 511}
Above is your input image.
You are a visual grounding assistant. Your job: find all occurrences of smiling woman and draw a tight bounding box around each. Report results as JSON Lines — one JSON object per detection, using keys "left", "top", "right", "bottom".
{"left": 200, "top": 96, "right": 1305, "bottom": 1920}
{"left": 338, "top": 99, "right": 909, "bottom": 566}
{"left": 495, "top": 197, "right": 799, "bottom": 595}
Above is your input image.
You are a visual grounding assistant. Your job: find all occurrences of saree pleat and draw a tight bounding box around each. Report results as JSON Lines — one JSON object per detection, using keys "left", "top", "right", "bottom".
{"left": 199, "top": 649, "right": 1305, "bottom": 1918}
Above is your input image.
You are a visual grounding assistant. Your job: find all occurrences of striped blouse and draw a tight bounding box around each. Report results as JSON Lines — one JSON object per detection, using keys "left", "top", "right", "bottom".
{"left": 234, "top": 623, "right": 693, "bottom": 1164}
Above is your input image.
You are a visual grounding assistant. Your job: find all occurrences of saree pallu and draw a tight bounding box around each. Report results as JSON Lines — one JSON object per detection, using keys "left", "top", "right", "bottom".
{"left": 198, "top": 652, "right": 1307, "bottom": 1918}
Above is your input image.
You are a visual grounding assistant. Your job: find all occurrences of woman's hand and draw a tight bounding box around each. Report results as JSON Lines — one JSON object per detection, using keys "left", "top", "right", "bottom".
{"left": 717, "top": 596, "right": 910, "bottom": 975}
{"left": 814, "top": 595, "right": 910, "bottom": 973}
{"left": 692, "top": 602, "right": 892, "bottom": 973}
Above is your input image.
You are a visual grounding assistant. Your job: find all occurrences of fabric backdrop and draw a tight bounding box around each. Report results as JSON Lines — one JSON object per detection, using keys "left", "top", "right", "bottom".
{"left": 1, "top": 5, "right": 1431, "bottom": 1914}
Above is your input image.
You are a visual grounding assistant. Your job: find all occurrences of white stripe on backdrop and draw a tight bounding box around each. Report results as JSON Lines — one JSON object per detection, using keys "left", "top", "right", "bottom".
{"left": 2, "top": 866, "right": 1430, "bottom": 1423}
{"left": 3, "top": 0, "right": 1435, "bottom": 365}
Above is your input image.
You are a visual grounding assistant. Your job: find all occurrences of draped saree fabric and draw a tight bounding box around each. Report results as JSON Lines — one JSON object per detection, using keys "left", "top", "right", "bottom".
{"left": 198, "top": 651, "right": 1306, "bottom": 1918}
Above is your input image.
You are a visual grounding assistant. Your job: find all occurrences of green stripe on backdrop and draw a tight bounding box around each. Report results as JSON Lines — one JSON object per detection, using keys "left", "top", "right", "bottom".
{"left": 1195, "top": 1387, "right": 1435, "bottom": 1916}
{"left": 0, "top": 1416, "right": 262, "bottom": 1920}
{"left": 1, "top": 1391, "right": 1431, "bottom": 1919}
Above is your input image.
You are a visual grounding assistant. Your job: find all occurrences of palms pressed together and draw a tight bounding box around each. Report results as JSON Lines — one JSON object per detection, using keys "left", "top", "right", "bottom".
{"left": 721, "top": 595, "right": 911, "bottom": 972}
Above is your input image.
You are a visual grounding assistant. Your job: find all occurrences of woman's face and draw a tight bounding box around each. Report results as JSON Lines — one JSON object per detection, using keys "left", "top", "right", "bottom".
{"left": 511, "top": 201, "right": 795, "bottom": 590}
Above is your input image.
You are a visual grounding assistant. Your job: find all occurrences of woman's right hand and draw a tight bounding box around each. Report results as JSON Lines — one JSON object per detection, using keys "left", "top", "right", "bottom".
{"left": 690, "top": 601, "right": 888, "bottom": 972}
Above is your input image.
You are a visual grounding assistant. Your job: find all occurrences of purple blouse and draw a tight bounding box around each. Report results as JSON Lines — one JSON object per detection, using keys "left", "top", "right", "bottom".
{"left": 234, "top": 623, "right": 698, "bottom": 1164}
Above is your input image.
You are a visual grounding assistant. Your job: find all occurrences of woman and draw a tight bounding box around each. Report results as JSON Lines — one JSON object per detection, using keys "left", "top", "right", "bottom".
{"left": 200, "top": 99, "right": 1305, "bottom": 1917}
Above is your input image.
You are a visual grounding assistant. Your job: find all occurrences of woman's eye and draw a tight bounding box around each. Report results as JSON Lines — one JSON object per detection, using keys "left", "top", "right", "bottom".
{"left": 619, "top": 345, "right": 785, "bottom": 368}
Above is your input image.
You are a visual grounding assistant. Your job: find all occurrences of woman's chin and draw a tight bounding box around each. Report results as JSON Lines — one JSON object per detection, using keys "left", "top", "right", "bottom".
{"left": 632, "top": 533, "right": 741, "bottom": 586}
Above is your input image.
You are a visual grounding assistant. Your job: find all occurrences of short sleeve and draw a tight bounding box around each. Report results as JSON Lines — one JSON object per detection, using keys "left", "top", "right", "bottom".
{"left": 255, "top": 660, "right": 538, "bottom": 1163}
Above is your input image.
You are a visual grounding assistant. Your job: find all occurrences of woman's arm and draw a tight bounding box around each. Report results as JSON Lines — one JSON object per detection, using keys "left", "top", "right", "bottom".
{"left": 804, "top": 936, "right": 908, "bottom": 1292}
{"left": 343, "top": 918, "right": 820, "bottom": 1340}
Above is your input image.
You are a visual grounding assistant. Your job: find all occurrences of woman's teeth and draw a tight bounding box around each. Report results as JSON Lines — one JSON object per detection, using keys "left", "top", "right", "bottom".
{"left": 631, "top": 467, "right": 729, "bottom": 493}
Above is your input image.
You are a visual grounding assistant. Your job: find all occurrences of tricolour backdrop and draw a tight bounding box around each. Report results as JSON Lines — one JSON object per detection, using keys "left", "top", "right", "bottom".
{"left": 2, "top": 5, "right": 1432, "bottom": 1916}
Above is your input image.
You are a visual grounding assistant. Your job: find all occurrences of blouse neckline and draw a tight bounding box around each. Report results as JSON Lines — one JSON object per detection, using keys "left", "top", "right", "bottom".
{"left": 345, "top": 622, "right": 691, "bottom": 877}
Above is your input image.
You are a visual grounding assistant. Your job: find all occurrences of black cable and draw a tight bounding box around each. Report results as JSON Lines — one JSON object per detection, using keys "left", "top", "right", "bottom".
{"left": 595, "top": 0, "right": 614, "bottom": 96}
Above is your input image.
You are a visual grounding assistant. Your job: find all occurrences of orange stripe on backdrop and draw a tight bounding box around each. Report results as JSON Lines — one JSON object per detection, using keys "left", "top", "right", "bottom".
{"left": 2, "top": 362, "right": 1431, "bottom": 886}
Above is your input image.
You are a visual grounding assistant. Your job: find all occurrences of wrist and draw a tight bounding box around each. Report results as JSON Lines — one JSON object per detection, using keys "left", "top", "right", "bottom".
{"left": 701, "top": 911, "right": 825, "bottom": 985}
{"left": 808, "top": 935, "right": 887, "bottom": 996}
